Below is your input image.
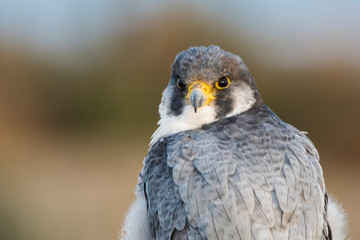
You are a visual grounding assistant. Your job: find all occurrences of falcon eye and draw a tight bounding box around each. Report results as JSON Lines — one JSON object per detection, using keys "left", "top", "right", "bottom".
{"left": 215, "top": 76, "right": 230, "bottom": 90}
{"left": 176, "top": 77, "right": 185, "bottom": 89}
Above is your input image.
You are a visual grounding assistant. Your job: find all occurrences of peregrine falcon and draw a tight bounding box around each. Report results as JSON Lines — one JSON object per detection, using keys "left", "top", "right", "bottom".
{"left": 121, "top": 46, "right": 347, "bottom": 240}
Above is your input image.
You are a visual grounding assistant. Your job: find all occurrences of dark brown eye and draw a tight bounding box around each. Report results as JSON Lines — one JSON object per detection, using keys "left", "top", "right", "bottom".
{"left": 215, "top": 76, "right": 230, "bottom": 89}
{"left": 176, "top": 77, "right": 185, "bottom": 89}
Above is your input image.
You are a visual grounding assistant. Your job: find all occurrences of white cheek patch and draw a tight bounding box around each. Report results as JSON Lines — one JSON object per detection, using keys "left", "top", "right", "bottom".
{"left": 150, "top": 83, "right": 256, "bottom": 146}
{"left": 226, "top": 83, "right": 256, "bottom": 118}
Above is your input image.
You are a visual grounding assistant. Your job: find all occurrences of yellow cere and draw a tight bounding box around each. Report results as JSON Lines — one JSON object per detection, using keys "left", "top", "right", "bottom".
{"left": 184, "top": 81, "right": 216, "bottom": 105}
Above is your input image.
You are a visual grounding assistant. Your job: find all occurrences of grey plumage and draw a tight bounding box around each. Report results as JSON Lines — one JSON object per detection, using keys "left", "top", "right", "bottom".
{"left": 126, "top": 46, "right": 337, "bottom": 240}
{"left": 139, "top": 103, "right": 328, "bottom": 239}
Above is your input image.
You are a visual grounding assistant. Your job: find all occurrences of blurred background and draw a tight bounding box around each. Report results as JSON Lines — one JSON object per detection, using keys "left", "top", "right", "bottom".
{"left": 0, "top": 1, "right": 359, "bottom": 239}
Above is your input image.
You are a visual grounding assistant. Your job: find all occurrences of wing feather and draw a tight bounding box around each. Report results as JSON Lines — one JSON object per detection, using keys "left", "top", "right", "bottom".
{"left": 140, "top": 103, "right": 327, "bottom": 239}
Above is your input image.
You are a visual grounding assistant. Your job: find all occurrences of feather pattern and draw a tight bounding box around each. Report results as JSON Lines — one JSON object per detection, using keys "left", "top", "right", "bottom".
{"left": 139, "top": 103, "right": 328, "bottom": 239}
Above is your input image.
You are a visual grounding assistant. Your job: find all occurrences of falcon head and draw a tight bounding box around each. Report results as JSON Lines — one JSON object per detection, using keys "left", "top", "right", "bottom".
{"left": 151, "top": 45, "right": 261, "bottom": 145}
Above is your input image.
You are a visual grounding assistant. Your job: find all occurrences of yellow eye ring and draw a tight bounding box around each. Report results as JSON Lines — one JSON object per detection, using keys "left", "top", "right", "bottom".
{"left": 215, "top": 76, "right": 230, "bottom": 90}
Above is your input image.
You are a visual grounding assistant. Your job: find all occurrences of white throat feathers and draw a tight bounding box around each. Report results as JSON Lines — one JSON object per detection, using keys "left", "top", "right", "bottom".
{"left": 150, "top": 82, "right": 256, "bottom": 146}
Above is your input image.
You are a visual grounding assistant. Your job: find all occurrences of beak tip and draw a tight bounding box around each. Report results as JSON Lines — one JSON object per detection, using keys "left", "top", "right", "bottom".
{"left": 189, "top": 89, "right": 204, "bottom": 114}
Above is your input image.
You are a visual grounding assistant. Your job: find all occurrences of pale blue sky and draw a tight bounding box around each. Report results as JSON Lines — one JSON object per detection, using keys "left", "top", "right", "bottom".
{"left": 0, "top": 0, "right": 359, "bottom": 66}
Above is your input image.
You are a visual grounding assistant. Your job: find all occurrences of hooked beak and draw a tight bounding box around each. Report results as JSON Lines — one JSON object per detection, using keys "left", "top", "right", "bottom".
{"left": 185, "top": 82, "right": 216, "bottom": 113}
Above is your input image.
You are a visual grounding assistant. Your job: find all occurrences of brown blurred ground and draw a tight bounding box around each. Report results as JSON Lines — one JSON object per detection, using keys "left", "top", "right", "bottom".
{"left": 0, "top": 9, "right": 359, "bottom": 240}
